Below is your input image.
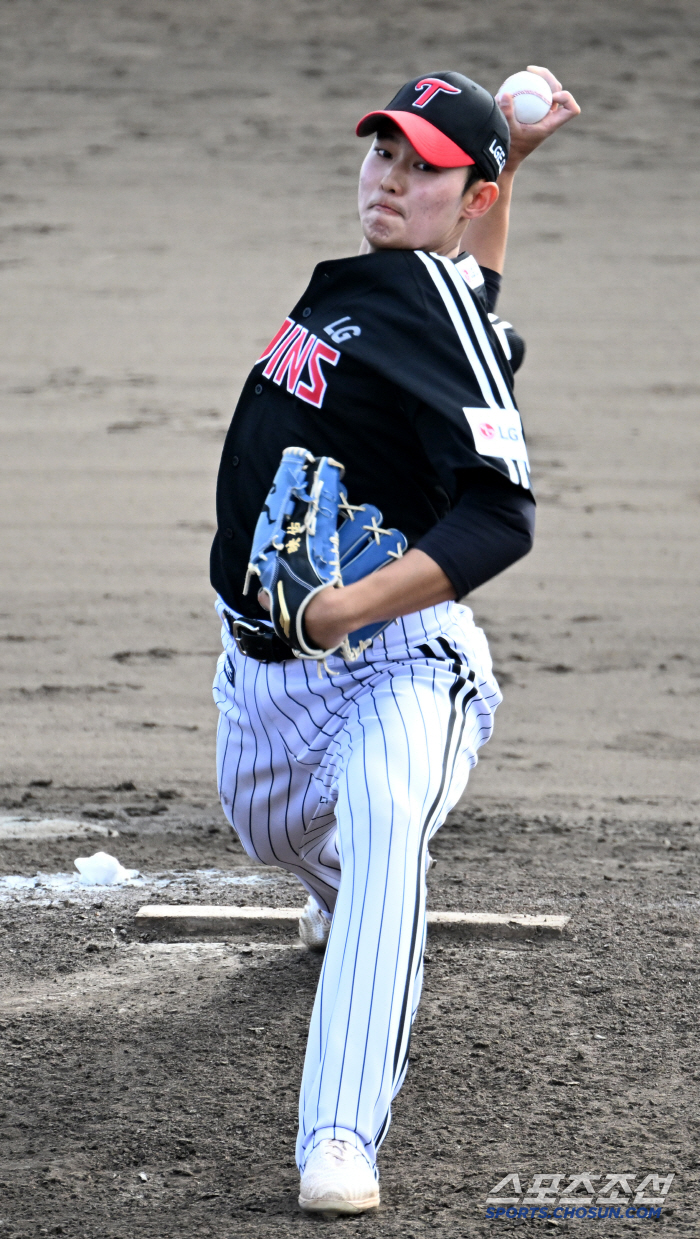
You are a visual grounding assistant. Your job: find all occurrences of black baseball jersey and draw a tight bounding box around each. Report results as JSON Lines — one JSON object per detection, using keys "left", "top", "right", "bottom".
{"left": 211, "top": 247, "right": 535, "bottom": 620}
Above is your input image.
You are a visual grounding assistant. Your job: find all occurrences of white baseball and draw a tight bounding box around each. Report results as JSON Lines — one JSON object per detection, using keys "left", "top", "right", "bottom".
{"left": 496, "top": 70, "right": 553, "bottom": 124}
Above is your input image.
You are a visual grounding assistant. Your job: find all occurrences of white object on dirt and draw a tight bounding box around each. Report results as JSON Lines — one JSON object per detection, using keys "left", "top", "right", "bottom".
{"left": 74, "top": 851, "right": 139, "bottom": 886}
{"left": 496, "top": 71, "right": 553, "bottom": 124}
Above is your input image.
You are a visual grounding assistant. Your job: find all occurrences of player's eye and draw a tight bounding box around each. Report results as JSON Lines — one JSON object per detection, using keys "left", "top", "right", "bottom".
{"left": 374, "top": 145, "right": 393, "bottom": 159}
{"left": 415, "top": 160, "right": 439, "bottom": 173}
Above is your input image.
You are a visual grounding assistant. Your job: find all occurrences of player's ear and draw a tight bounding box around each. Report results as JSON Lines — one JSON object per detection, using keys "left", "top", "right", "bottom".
{"left": 459, "top": 180, "right": 499, "bottom": 222}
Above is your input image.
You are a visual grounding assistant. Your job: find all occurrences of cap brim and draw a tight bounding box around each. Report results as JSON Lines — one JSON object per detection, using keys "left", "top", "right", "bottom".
{"left": 356, "top": 110, "right": 475, "bottom": 169}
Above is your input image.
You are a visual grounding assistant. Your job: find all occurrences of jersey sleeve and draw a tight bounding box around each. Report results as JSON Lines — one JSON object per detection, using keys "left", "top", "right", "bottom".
{"left": 479, "top": 265, "right": 502, "bottom": 313}
{"left": 461, "top": 262, "right": 526, "bottom": 371}
{"left": 327, "top": 249, "right": 532, "bottom": 492}
{"left": 415, "top": 468, "right": 535, "bottom": 598}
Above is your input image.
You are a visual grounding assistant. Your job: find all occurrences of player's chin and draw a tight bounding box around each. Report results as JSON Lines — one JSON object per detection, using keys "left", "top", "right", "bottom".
{"left": 361, "top": 217, "right": 409, "bottom": 250}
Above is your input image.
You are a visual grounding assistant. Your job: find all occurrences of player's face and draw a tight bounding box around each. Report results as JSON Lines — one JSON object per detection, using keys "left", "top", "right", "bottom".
{"left": 358, "top": 131, "right": 480, "bottom": 256}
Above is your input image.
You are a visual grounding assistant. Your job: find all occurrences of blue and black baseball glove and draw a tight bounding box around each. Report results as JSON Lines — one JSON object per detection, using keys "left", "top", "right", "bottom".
{"left": 244, "top": 446, "right": 407, "bottom": 662}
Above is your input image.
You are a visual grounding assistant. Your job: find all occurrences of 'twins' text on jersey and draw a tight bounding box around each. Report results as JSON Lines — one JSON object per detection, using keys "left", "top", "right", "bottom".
{"left": 258, "top": 318, "right": 340, "bottom": 409}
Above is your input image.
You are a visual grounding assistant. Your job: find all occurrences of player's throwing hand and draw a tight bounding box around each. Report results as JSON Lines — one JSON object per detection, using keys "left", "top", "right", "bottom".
{"left": 497, "top": 65, "right": 580, "bottom": 169}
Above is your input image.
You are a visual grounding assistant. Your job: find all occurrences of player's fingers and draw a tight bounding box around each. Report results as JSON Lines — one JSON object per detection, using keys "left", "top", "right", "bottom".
{"left": 551, "top": 89, "right": 581, "bottom": 119}
{"left": 526, "top": 64, "right": 563, "bottom": 94}
{"left": 496, "top": 92, "right": 526, "bottom": 134}
{"left": 514, "top": 92, "right": 580, "bottom": 143}
{"left": 526, "top": 101, "right": 580, "bottom": 140}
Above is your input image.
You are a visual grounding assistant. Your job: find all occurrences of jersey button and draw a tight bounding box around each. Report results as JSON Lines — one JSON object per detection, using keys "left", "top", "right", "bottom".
{"left": 223, "top": 527, "right": 234, "bottom": 539}
{"left": 254, "top": 383, "right": 263, "bottom": 395}
{"left": 231, "top": 455, "right": 239, "bottom": 467}
{"left": 301, "top": 307, "right": 312, "bottom": 318}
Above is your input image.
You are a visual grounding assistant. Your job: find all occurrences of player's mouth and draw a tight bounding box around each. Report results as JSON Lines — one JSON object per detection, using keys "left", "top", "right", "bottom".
{"left": 370, "top": 200, "right": 404, "bottom": 217}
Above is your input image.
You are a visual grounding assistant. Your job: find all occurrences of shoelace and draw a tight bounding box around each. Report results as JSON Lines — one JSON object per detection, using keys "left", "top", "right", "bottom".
{"left": 305, "top": 900, "right": 331, "bottom": 925}
{"left": 324, "top": 1139, "right": 361, "bottom": 1164}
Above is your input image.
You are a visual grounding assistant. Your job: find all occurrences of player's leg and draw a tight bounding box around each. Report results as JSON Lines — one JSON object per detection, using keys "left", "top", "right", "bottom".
{"left": 213, "top": 643, "right": 341, "bottom": 912}
{"left": 296, "top": 640, "right": 498, "bottom": 1175}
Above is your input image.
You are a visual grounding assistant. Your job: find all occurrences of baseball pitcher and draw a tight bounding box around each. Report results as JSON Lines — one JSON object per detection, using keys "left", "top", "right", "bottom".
{"left": 210, "top": 66, "right": 579, "bottom": 1213}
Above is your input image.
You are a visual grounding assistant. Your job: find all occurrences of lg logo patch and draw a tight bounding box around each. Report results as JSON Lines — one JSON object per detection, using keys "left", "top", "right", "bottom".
{"left": 489, "top": 137, "right": 507, "bottom": 173}
{"left": 324, "top": 316, "right": 362, "bottom": 344}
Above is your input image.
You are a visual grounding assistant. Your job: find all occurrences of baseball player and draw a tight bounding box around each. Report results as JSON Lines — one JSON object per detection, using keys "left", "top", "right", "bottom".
{"left": 210, "top": 66, "right": 579, "bottom": 1213}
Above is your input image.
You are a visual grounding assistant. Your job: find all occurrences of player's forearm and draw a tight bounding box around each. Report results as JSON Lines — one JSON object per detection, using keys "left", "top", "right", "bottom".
{"left": 463, "top": 168, "right": 515, "bottom": 275}
{"left": 303, "top": 548, "right": 456, "bottom": 650}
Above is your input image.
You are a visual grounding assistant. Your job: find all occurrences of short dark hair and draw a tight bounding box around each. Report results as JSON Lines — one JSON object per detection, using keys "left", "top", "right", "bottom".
{"left": 463, "top": 164, "right": 484, "bottom": 194}
{"left": 373, "top": 121, "right": 484, "bottom": 194}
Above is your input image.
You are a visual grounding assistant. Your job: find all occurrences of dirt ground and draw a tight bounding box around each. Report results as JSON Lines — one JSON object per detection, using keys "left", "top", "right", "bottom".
{"left": 1, "top": 0, "right": 699, "bottom": 1235}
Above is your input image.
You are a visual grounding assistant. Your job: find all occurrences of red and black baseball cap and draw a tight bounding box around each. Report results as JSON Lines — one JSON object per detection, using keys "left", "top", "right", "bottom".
{"left": 356, "top": 71, "right": 510, "bottom": 181}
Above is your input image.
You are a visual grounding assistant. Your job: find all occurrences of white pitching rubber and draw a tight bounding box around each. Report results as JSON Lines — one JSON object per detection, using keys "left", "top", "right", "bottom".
{"left": 135, "top": 904, "right": 570, "bottom": 939}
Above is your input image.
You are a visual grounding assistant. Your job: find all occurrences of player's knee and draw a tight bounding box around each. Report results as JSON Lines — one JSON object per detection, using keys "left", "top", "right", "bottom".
{"left": 362, "top": 803, "right": 429, "bottom": 861}
{"left": 228, "top": 818, "right": 264, "bottom": 864}
{"left": 217, "top": 786, "right": 234, "bottom": 823}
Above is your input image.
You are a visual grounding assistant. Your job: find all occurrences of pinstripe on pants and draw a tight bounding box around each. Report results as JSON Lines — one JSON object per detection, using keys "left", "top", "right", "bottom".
{"left": 213, "top": 597, "right": 501, "bottom": 1170}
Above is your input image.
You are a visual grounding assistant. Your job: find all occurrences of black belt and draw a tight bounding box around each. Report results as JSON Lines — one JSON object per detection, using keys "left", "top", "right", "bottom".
{"left": 223, "top": 612, "right": 291, "bottom": 663}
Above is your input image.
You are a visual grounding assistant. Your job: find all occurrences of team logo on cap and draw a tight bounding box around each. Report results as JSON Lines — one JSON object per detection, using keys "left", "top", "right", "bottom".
{"left": 488, "top": 136, "right": 507, "bottom": 173}
{"left": 412, "top": 78, "right": 462, "bottom": 108}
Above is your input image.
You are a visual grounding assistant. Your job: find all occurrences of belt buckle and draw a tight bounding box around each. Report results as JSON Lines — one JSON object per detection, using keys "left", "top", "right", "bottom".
{"left": 231, "top": 618, "right": 266, "bottom": 657}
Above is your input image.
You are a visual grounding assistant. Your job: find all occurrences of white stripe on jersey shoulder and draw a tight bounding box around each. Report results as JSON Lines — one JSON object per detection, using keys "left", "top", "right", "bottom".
{"left": 488, "top": 312, "right": 512, "bottom": 360}
{"left": 430, "top": 253, "right": 516, "bottom": 411}
{"left": 415, "top": 251, "right": 531, "bottom": 490}
{"left": 431, "top": 254, "right": 531, "bottom": 488}
{"left": 414, "top": 250, "right": 497, "bottom": 410}
{"left": 516, "top": 459, "right": 531, "bottom": 488}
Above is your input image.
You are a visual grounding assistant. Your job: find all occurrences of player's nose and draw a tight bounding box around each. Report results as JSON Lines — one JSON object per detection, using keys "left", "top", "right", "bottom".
{"left": 379, "top": 165, "right": 404, "bottom": 193}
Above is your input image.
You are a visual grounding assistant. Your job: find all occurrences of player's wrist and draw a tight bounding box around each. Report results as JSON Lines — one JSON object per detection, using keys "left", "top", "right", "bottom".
{"left": 304, "top": 581, "right": 375, "bottom": 650}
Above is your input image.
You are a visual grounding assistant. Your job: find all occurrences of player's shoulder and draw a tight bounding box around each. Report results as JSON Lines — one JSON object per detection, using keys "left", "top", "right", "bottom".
{"left": 312, "top": 248, "right": 426, "bottom": 293}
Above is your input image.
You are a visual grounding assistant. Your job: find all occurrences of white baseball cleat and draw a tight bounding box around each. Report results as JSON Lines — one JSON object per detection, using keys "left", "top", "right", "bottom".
{"left": 298, "top": 1139, "right": 379, "bottom": 1214}
{"left": 298, "top": 896, "right": 332, "bottom": 951}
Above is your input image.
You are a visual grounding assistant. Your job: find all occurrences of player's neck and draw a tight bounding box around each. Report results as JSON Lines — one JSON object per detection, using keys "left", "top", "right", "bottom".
{"left": 359, "top": 239, "right": 462, "bottom": 258}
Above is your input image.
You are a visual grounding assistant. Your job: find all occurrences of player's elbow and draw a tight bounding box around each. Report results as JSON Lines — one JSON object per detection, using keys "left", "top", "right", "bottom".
{"left": 466, "top": 495, "right": 535, "bottom": 591}
{"left": 514, "top": 503, "right": 535, "bottom": 559}
{"left": 489, "top": 512, "right": 534, "bottom": 580}
{"left": 504, "top": 495, "right": 536, "bottom": 565}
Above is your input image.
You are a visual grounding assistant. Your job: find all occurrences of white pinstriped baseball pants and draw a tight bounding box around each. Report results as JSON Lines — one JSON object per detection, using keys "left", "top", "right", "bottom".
{"left": 213, "top": 597, "right": 501, "bottom": 1171}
